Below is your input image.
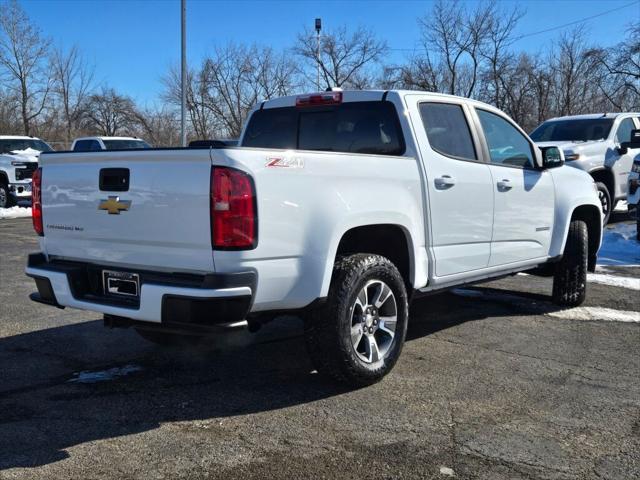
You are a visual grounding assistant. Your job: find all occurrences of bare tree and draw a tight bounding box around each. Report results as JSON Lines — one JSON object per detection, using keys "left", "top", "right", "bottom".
{"left": 51, "top": 45, "right": 94, "bottom": 144}
{"left": 479, "top": 4, "right": 525, "bottom": 109}
{"left": 586, "top": 24, "right": 640, "bottom": 110}
{"left": 295, "top": 25, "right": 387, "bottom": 90}
{"left": 201, "top": 43, "right": 298, "bottom": 138}
{"left": 0, "top": 87, "right": 19, "bottom": 132}
{"left": 83, "top": 87, "right": 138, "bottom": 136}
{"left": 133, "top": 106, "right": 180, "bottom": 147}
{"left": 551, "top": 27, "right": 600, "bottom": 116}
{"left": 417, "top": 0, "right": 492, "bottom": 97}
{"left": 162, "top": 65, "right": 218, "bottom": 140}
{"left": 0, "top": 0, "right": 52, "bottom": 135}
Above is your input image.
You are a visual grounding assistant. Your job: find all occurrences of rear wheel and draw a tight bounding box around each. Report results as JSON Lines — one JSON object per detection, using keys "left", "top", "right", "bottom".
{"left": 304, "top": 254, "right": 409, "bottom": 387}
{"left": 0, "top": 181, "right": 15, "bottom": 209}
{"left": 595, "top": 182, "right": 611, "bottom": 225}
{"left": 552, "top": 220, "right": 588, "bottom": 307}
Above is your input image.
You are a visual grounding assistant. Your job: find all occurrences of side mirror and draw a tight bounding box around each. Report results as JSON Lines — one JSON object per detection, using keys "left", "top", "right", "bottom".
{"left": 620, "top": 129, "right": 640, "bottom": 154}
{"left": 540, "top": 146, "right": 564, "bottom": 169}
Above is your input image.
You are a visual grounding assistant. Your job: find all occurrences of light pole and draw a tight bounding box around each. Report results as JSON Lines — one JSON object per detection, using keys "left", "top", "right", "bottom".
{"left": 181, "top": 0, "right": 187, "bottom": 147}
{"left": 315, "top": 18, "right": 321, "bottom": 91}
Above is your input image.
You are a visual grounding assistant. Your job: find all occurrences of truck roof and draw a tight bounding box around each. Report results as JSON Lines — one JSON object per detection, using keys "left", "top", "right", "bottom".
{"left": 73, "top": 136, "right": 142, "bottom": 141}
{"left": 544, "top": 113, "right": 640, "bottom": 122}
{"left": 259, "top": 89, "right": 499, "bottom": 112}
{"left": 0, "top": 135, "right": 41, "bottom": 140}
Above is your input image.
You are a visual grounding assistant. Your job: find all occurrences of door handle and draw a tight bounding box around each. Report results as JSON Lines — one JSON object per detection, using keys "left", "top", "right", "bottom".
{"left": 497, "top": 179, "right": 512, "bottom": 191}
{"left": 434, "top": 175, "right": 456, "bottom": 189}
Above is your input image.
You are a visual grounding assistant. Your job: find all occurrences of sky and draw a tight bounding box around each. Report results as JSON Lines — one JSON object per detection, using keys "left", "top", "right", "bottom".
{"left": 19, "top": 0, "right": 640, "bottom": 107}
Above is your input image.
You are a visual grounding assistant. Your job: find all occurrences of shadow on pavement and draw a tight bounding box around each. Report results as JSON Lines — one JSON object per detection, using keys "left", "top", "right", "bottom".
{"left": 0, "top": 285, "right": 562, "bottom": 470}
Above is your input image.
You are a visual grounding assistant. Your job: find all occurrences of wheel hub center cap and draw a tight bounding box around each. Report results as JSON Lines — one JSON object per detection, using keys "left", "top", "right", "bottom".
{"left": 364, "top": 314, "right": 374, "bottom": 327}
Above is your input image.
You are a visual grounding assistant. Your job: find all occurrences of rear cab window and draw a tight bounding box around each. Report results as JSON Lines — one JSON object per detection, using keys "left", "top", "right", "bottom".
{"left": 242, "top": 101, "right": 405, "bottom": 156}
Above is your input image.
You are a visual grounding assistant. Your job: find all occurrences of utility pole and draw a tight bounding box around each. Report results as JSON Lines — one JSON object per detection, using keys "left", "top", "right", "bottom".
{"left": 315, "top": 18, "right": 321, "bottom": 91}
{"left": 181, "top": 0, "right": 187, "bottom": 147}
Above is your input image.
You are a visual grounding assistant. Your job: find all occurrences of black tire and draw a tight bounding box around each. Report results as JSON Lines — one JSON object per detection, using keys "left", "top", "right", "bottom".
{"left": 135, "top": 328, "right": 201, "bottom": 346}
{"left": 0, "top": 181, "right": 15, "bottom": 209}
{"left": 304, "top": 254, "right": 409, "bottom": 387}
{"left": 552, "top": 220, "right": 588, "bottom": 307}
{"left": 595, "top": 182, "right": 611, "bottom": 225}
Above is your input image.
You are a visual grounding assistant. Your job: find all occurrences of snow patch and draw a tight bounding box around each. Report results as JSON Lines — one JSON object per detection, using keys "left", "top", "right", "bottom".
{"left": 588, "top": 273, "right": 640, "bottom": 291}
{"left": 597, "top": 222, "right": 640, "bottom": 266}
{"left": 9, "top": 147, "right": 41, "bottom": 158}
{"left": 68, "top": 364, "right": 142, "bottom": 384}
{"left": 0, "top": 206, "right": 32, "bottom": 219}
{"left": 614, "top": 200, "right": 628, "bottom": 212}
{"left": 439, "top": 466, "right": 456, "bottom": 477}
{"left": 548, "top": 307, "right": 639, "bottom": 323}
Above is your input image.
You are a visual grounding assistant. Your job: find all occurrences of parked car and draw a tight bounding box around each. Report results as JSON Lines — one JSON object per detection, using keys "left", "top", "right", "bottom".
{"left": 0, "top": 135, "right": 53, "bottom": 208}
{"left": 71, "top": 136, "right": 151, "bottom": 151}
{"left": 26, "top": 90, "right": 602, "bottom": 386}
{"left": 531, "top": 113, "right": 640, "bottom": 224}
{"left": 626, "top": 130, "right": 640, "bottom": 240}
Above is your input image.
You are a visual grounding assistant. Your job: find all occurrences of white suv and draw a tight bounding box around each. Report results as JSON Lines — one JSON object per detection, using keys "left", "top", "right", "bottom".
{"left": 71, "top": 136, "right": 151, "bottom": 152}
{"left": 531, "top": 113, "right": 640, "bottom": 224}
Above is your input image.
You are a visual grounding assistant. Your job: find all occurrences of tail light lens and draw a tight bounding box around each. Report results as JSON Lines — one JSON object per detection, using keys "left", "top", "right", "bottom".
{"left": 32, "top": 167, "right": 43, "bottom": 236}
{"left": 211, "top": 167, "right": 256, "bottom": 249}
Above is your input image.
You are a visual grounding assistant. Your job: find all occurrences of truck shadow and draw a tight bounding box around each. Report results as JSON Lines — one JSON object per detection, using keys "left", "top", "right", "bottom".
{"left": 0, "top": 287, "right": 562, "bottom": 470}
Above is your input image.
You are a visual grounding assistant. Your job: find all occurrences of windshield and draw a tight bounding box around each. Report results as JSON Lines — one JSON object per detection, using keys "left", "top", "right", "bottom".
{"left": 530, "top": 118, "right": 614, "bottom": 142}
{"left": 0, "top": 139, "right": 53, "bottom": 154}
{"left": 101, "top": 139, "right": 150, "bottom": 150}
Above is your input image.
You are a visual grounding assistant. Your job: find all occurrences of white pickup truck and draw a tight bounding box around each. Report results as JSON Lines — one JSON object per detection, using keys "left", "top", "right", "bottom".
{"left": 531, "top": 113, "right": 640, "bottom": 224}
{"left": 0, "top": 136, "right": 53, "bottom": 208}
{"left": 26, "top": 90, "right": 602, "bottom": 385}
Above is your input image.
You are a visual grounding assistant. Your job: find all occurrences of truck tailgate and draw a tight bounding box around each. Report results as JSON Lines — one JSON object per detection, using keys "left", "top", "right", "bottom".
{"left": 40, "top": 149, "right": 215, "bottom": 273}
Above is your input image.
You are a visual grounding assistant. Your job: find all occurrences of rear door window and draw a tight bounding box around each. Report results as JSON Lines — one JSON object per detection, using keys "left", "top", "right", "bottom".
{"left": 419, "top": 103, "right": 477, "bottom": 161}
{"left": 242, "top": 101, "right": 405, "bottom": 156}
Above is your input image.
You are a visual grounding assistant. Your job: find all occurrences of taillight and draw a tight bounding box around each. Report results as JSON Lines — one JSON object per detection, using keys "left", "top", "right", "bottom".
{"left": 32, "top": 167, "right": 43, "bottom": 236}
{"left": 296, "top": 91, "right": 342, "bottom": 107}
{"left": 211, "top": 167, "right": 256, "bottom": 249}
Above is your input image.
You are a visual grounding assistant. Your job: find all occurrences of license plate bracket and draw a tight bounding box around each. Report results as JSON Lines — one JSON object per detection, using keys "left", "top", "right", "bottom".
{"left": 102, "top": 270, "right": 140, "bottom": 298}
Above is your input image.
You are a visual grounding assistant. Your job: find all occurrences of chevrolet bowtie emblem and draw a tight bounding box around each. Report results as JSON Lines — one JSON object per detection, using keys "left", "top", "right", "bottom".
{"left": 98, "top": 196, "right": 131, "bottom": 214}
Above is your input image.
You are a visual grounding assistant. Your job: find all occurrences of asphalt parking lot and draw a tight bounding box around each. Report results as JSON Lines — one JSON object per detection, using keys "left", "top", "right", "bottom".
{"left": 0, "top": 215, "right": 638, "bottom": 480}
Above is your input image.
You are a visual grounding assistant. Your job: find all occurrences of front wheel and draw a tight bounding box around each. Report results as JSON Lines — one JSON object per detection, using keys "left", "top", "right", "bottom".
{"left": 0, "top": 182, "right": 15, "bottom": 209}
{"left": 552, "top": 220, "right": 588, "bottom": 307}
{"left": 304, "top": 254, "right": 409, "bottom": 387}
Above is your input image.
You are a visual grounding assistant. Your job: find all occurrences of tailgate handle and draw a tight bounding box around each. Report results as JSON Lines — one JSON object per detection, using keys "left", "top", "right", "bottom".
{"left": 99, "top": 168, "right": 129, "bottom": 192}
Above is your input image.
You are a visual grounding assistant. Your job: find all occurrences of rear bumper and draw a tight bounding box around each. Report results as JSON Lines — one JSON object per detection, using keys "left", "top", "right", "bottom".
{"left": 25, "top": 253, "right": 256, "bottom": 325}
